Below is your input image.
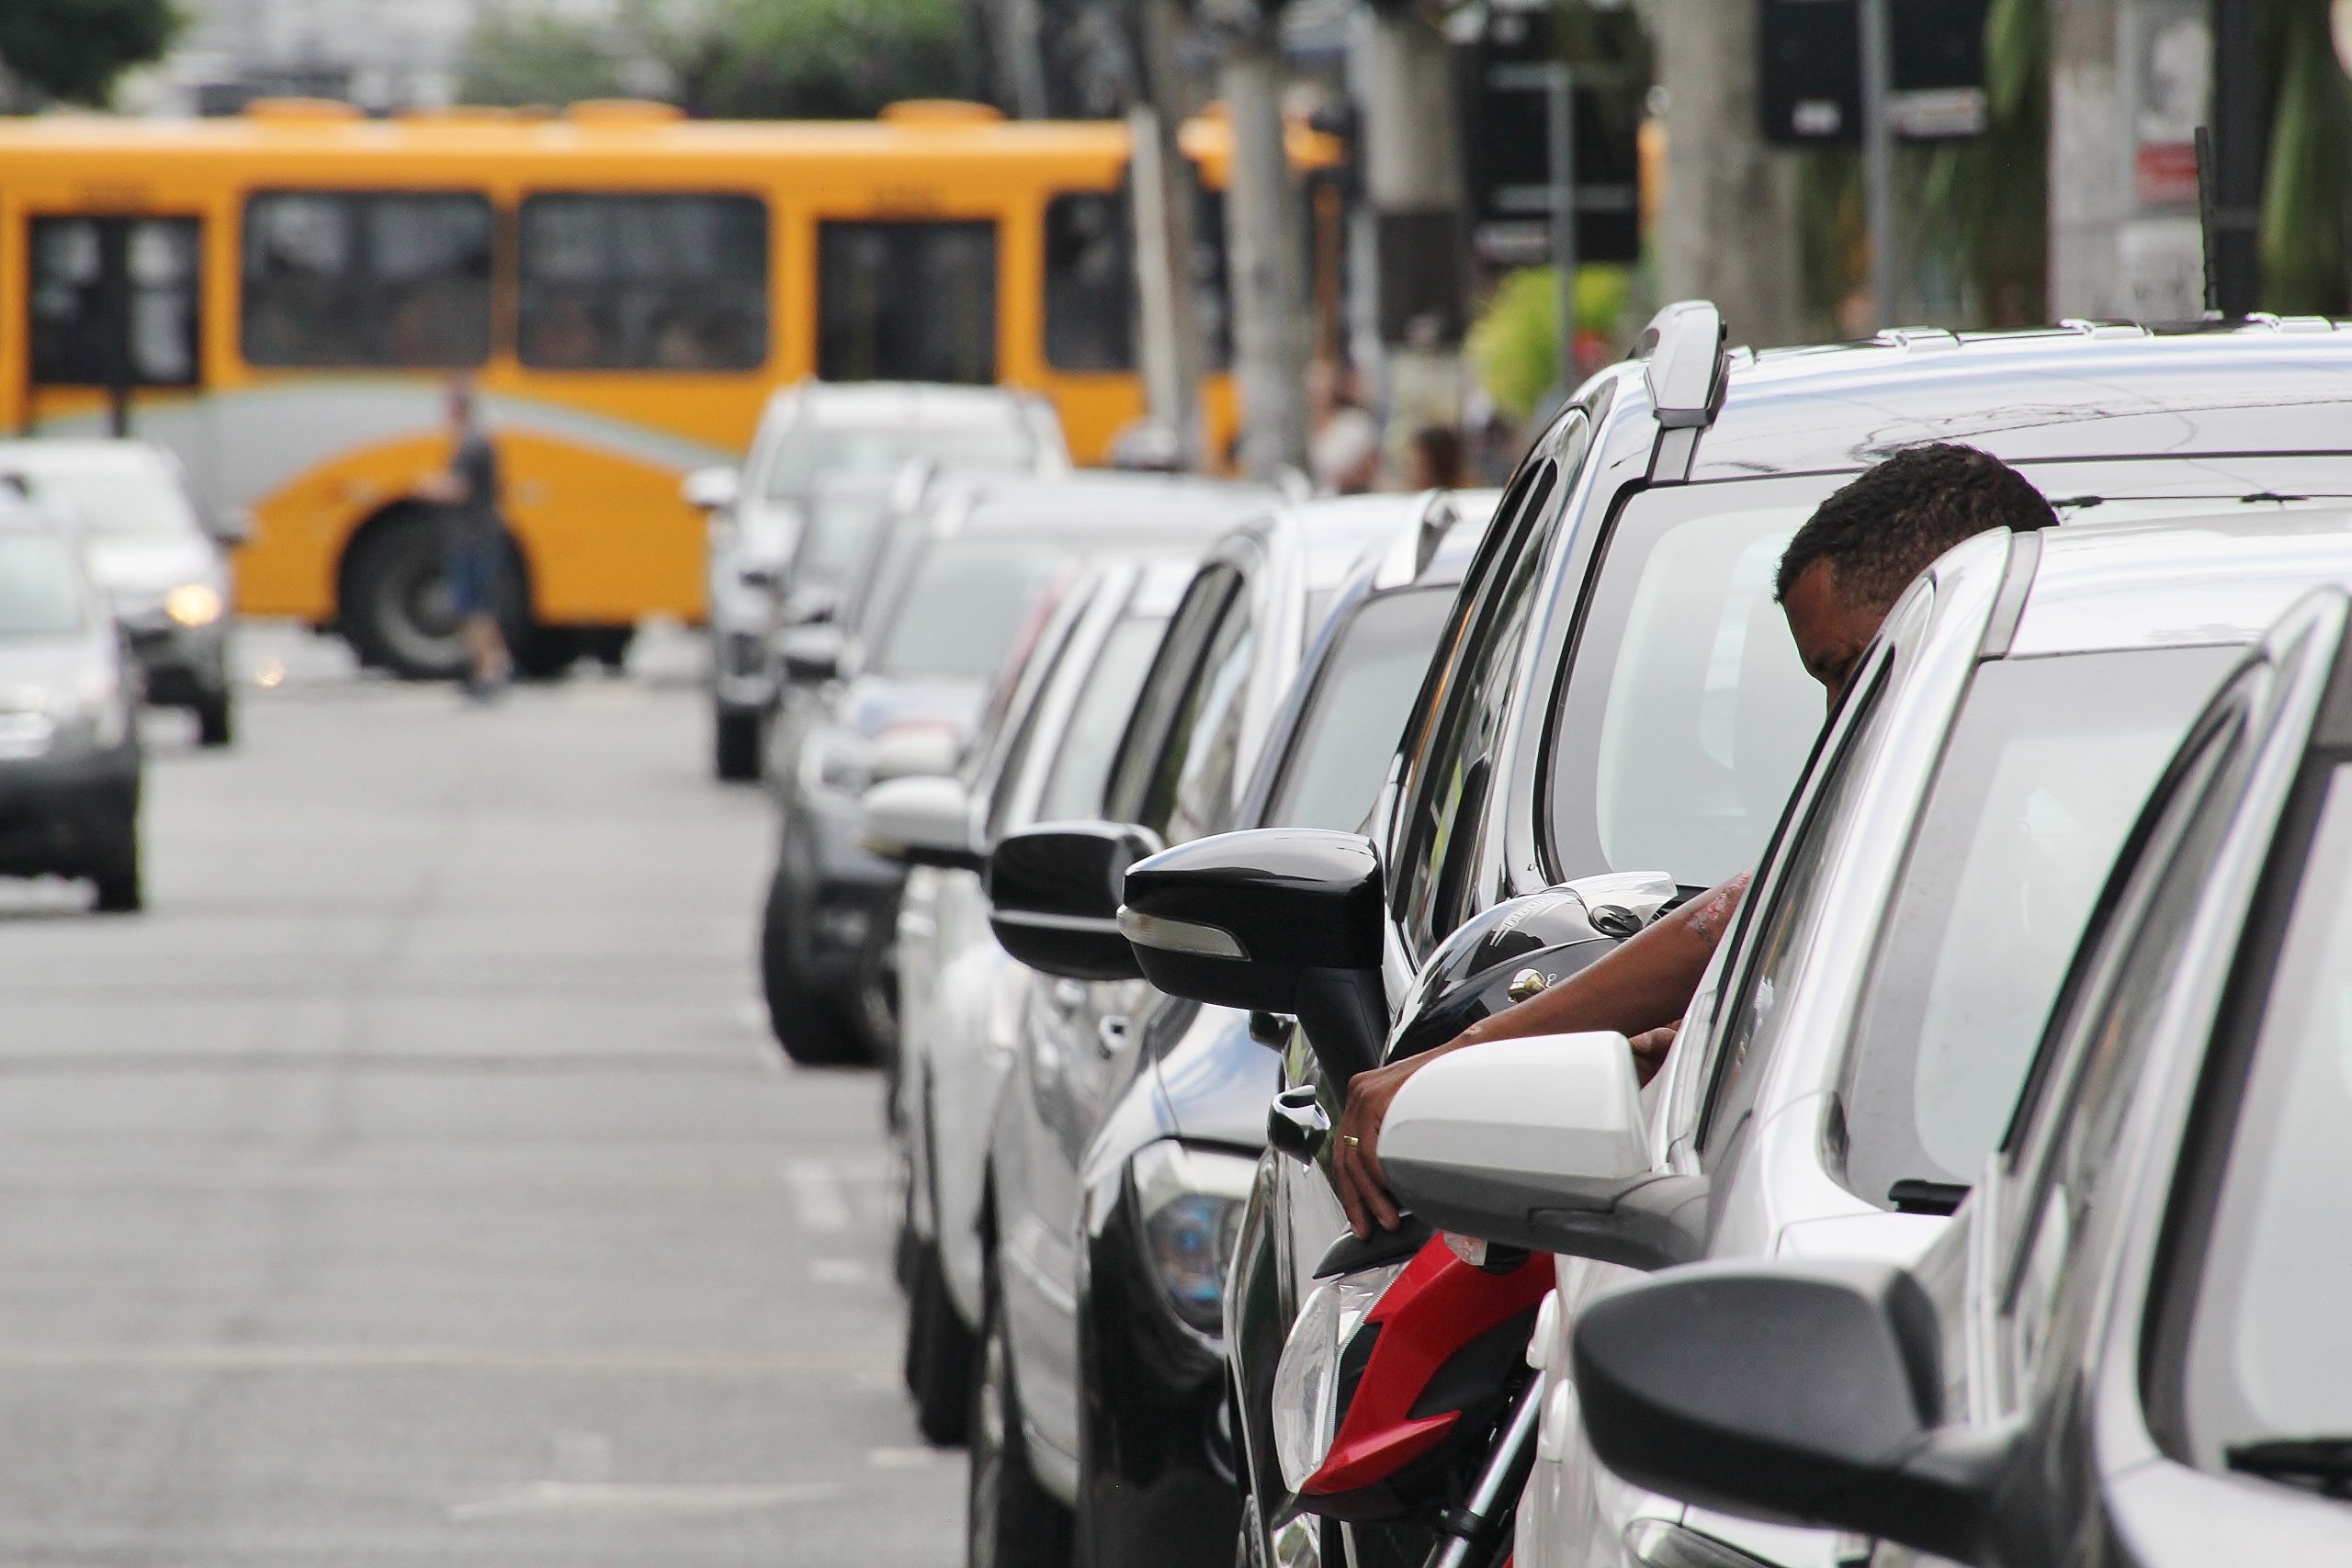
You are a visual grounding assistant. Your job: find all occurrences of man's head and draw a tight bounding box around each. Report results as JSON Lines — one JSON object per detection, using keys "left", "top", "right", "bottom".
{"left": 1777, "top": 443, "right": 2057, "bottom": 705}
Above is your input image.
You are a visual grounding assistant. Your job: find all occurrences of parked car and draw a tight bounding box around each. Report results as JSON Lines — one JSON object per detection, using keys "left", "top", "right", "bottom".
{"left": 1101, "top": 304, "right": 2352, "bottom": 1568}
{"left": 1366, "top": 507, "right": 2352, "bottom": 1568}
{"left": 759, "top": 473, "right": 1271, "bottom": 1067}
{"left": 1562, "top": 581, "right": 2352, "bottom": 1568}
{"left": 967, "top": 491, "right": 1485, "bottom": 1568}
{"left": 0, "top": 438, "right": 241, "bottom": 747}
{"left": 685, "top": 381, "right": 1068, "bottom": 780}
{"left": 0, "top": 489, "right": 143, "bottom": 909}
{"left": 872, "top": 553, "right": 1200, "bottom": 1444}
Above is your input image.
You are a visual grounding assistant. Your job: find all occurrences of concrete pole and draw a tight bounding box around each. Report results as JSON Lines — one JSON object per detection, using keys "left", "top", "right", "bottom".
{"left": 1654, "top": 0, "right": 1805, "bottom": 346}
{"left": 1357, "top": 3, "right": 1469, "bottom": 435}
{"left": 2048, "top": 0, "right": 2128, "bottom": 316}
{"left": 1128, "top": 0, "right": 1208, "bottom": 467}
{"left": 1859, "top": 0, "right": 1897, "bottom": 326}
{"left": 1219, "top": 13, "right": 1312, "bottom": 479}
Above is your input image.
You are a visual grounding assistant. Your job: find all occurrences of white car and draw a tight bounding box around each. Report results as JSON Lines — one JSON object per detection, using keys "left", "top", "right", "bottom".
{"left": 684, "top": 381, "right": 1068, "bottom": 780}
{"left": 1379, "top": 507, "right": 2352, "bottom": 1568}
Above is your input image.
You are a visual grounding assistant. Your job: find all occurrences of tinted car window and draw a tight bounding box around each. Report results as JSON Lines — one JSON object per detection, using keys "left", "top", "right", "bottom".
{"left": 872, "top": 537, "right": 1069, "bottom": 681}
{"left": 518, "top": 194, "right": 767, "bottom": 370}
{"left": 1269, "top": 588, "right": 1453, "bottom": 832}
{"left": 0, "top": 535, "right": 86, "bottom": 636}
{"left": 1549, "top": 477, "right": 1837, "bottom": 890}
{"left": 243, "top": 193, "right": 490, "bottom": 367}
{"left": 1106, "top": 567, "right": 1238, "bottom": 824}
{"left": 1032, "top": 616, "right": 1170, "bottom": 825}
{"left": 790, "top": 490, "right": 890, "bottom": 589}
{"left": 1838, "top": 645, "right": 2241, "bottom": 1205}
{"left": 1148, "top": 593, "right": 1255, "bottom": 844}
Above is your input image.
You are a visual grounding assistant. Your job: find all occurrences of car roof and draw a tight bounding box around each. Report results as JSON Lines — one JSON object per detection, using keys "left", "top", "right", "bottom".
{"left": 1994, "top": 507, "right": 2352, "bottom": 656}
{"left": 1685, "top": 325, "right": 2352, "bottom": 480}
{"left": 769, "top": 380, "right": 1043, "bottom": 429}
{"left": 0, "top": 438, "right": 173, "bottom": 473}
{"left": 940, "top": 475, "right": 1276, "bottom": 539}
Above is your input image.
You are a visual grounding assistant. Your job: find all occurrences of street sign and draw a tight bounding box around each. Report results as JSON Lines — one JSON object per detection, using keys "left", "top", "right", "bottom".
{"left": 1760, "top": 0, "right": 1990, "bottom": 145}
{"left": 1465, "top": 62, "right": 1641, "bottom": 265}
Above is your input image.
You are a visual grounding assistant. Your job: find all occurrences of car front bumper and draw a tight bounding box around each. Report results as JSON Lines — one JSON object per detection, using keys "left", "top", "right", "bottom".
{"left": 0, "top": 740, "right": 140, "bottom": 877}
{"left": 775, "top": 789, "right": 905, "bottom": 993}
{"left": 123, "top": 617, "right": 228, "bottom": 707}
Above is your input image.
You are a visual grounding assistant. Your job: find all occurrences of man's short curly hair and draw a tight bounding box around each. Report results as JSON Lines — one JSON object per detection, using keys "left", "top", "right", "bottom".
{"left": 1775, "top": 443, "right": 2058, "bottom": 608}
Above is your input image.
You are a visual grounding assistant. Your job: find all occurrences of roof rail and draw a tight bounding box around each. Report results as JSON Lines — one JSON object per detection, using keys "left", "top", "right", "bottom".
{"left": 1876, "top": 326, "right": 1961, "bottom": 351}
{"left": 890, "top": 457, "right": 942, "bottom": 515}
{"left": 2056, "top": 318, "right": 2151, "bottom": 339}
{"left": 1372, "top": 489, "right": 1463, "bottom": 589}
{"left": 2241, "top": 312, "right": 2340, "bottom": 333}
{"left": 1634, "top": 300, "right": 1728, "bottom": 482}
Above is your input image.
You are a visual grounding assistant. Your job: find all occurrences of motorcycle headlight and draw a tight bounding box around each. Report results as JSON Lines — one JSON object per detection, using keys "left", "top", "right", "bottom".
{"left": 1271, "top": 1258, "right": 1409, "bottom": 1494}
{"left": 1130, "top": 1140, "right": 1257, "bottom": 1337}
{"left": 164, "top": 582, "right": 223, "bottom": 627}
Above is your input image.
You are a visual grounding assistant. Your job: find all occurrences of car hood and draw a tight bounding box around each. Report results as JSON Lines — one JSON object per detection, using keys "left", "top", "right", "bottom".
{"left": 82, "top": 534, "right": 219, "bottom": 598}
{"left": 832, "top": 674, "right": 985, "bottom": 742}
{"left": 0, "top": 633, "right": 114, "bottom": 698}
{"left": 1152, "top": 1003, "right": 1282, "bottom": 1152}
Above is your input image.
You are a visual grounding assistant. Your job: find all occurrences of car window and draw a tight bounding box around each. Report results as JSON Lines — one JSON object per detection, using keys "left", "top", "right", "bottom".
{"left": 1548, "top": 476, "right": 1843, "bottom": 891}
{"left": 1696, "top": 641, "right": 1900, "bottom": 1161}
{"left": 1267, "top": 588, "right": 1454, "bottom": 833}
{"left": 1105, "top": 566, "right": 1239, "bottom": 826}
{"left": 11, "top": 462, "right": 200, "bottom": 537}
{"left": 1395, "top": 447, "right": 1569, "bottom": 953}
{"left": 1148, "top": 590, "right": 1256, "bottom": 844}
{"left": 1029, "top": 615, "right": 1170, "bottom": 827}
{"left": 871, "top": 537, "right": 1070, "bottom": 681}
{"left": 759, "top": 423, "right": 1035, "bottom": 502}
{"left": 1837, "top": 644, "right": 2243, "bottom": 1207}
{"left": 1995, "top": 692, "right": 2252, "bottom": 1407}
{"left": 790, "top": 490, "right": 890, "bottom": 588}
{"left": 0, "top": 534, "right": 85, "bottom": 636}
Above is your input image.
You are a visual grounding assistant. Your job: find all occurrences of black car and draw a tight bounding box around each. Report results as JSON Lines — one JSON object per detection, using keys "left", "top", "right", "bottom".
{"left": 1570, "top": 583, "right": 2352, "bottom": 1568}
{"left": 0, "top": 491, "right": 143, "bottom": 911}
{"left": 757, "top": 473, "right": 1273, "bottom": 1066}
{"left": 1109, "top": 303, "right": 2352, "bottom": 1567}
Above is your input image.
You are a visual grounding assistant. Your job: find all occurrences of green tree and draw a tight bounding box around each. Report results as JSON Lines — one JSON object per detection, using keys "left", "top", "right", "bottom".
{"left": 458, "top": 11, "right": 628, "bottom": 108}
{"left": 0, "top": 0, "right": 179, "bottom": 107}
{"left": 654, "top": 0, "right": 972, "bottom": 119}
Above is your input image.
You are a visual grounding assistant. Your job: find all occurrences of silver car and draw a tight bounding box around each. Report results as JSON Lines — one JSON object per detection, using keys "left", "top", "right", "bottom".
{"left": 1375, "top": 506, "right": 2352, "bottom": 1568}
{"left": 0, "top": 438, "right": 240, "bottom": 747}
{"left": 684, "top": 381, "right": 1068, "bottom": 780}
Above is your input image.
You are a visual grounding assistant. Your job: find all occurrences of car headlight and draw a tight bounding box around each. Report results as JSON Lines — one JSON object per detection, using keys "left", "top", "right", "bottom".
{"left": 1129, "top": 1140, "right": 1257, "bottom": 1337}
{"left": 164, "top": 582, "right": 223, "bottom": 627}
{"left": 1271, "top": 1258, "right": 1410, "bottom": 1494}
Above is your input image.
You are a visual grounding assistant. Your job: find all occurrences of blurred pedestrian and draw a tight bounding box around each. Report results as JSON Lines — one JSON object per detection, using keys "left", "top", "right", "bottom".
{"left": 1402, "top": 425, "right": 1464, "bottom": 491}
{"left": 418, "top": 376, "right": 510, "bottom": 699}
{"left": 1311, "top": 406, "right": 1382, "bottom": 495}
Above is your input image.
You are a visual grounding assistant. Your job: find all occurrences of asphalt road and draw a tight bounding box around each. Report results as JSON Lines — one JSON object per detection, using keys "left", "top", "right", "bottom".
{"left": 0, "top": 626, "right": 960, "bottom": 1567}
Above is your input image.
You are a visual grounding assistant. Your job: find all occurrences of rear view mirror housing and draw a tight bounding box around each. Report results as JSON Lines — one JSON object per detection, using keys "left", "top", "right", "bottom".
{"left": 988, "top": 821, "right": 1165, "bottom": 981}
{"left": 1572, "top": 1258, "right": 2004, "bottom": 1564}
{"left": 683, "top": 465, "right": 739, "bottom": 513}
{"left": 778, "top": 626, "right": 842, "bottom": 684}
{"left": 1379, "top": 1032, "right": 1705, "bottom": 1270}
{"left": 1117, "top": 828, "right": 1387, "bottom": 1083}
{"left": 784, "top": 584, "right": 839, "bottom": 626}
{"left": 862, "top": 773, "right": 980, "bottom": 871}
{"left": 867, "top": 726, "right": 959, "bottom": 784}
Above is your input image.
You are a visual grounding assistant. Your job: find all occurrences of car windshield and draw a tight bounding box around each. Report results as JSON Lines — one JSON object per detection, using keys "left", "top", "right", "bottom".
{"left": 13, "top": 461, "right": 200, "bottom": 536}
{"left": 2171, "top": 766, "right": 2352, "bottom": 1470}
{"left": 1034, "top": 615, "right": 1169, "bottom": 821}
{"left": 0, "top": 533, "right": 86, "bottom": 636}
{"left": 1838, "top": 644, "right": 2242, "bottom": 1204}
{"left": 1549, "top": 478, "right": 1833, "bottom": 888}
{"left": 791, "top": 491, "right": 889, "bottom": 590}
{"left": 871, "top": 536, "right": 1071, "bottom": 681}
{"left": 760, "top": 423, "right": 1035, "bottom": 502}
{"left": 1268, "top": 587, "right": 1453, "bottom": 831}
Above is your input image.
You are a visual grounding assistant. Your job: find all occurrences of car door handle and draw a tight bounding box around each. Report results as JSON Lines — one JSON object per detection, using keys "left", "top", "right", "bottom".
{"left": 1094, "top": 1016, "right": 1130, "bottom": 1056}
{"left": 1266, "top": 1085, "right": 1328, "bottom": 1164}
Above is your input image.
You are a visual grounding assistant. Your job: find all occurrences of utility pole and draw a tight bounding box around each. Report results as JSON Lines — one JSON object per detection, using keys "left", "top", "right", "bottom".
{"left": 2208, "top": 0, "right": 2260, "bottom": 313}
{"left": 1859, "top": 0, "right": 1896, "bottom": 326}
{"left": 1356, "top": 1, "right": 1469, "bottom": 437}
{"left": 1213, "top": 2, "right": 1312, "bottom": 479}
{"left": 1128, "top": 0, "right": 1209, "bottom": 468}
{"left": 1655, "top": 0, "right": 1804, "bottom": 346}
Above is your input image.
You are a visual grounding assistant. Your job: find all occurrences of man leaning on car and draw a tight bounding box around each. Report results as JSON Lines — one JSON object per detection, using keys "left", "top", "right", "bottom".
{"left": 1330, "top": 442, "right": 2064, "bottom": 1237}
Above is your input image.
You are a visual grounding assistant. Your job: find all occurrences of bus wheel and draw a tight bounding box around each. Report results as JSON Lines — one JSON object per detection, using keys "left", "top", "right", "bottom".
{"left": 342, "top": 513, "right": 467, "bottom": 681}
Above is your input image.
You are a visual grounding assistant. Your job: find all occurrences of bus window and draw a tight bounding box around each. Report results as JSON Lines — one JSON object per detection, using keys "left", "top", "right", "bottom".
{"left": 29, "top": 217, "right": 201, "bottom": 387}
{"left": 241, "top": 192, "right": 491, "bottom": 367}
{"left": 1043, "top": 192, "right": 1134, "bottom": 372}
{"left": 517, "top": 193, "right": 768, "bottom": 372}
{"left": 818, "top": 220, "right": 997, "bottom": 384}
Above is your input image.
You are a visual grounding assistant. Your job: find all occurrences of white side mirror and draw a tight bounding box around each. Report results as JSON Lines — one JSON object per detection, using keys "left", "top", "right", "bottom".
{"left": 860, "top": 773, "right": 978, "bottom": 870}
{"left": 866, "top": 725, "right": 960, "bottom": 785}
{"left": 1381, "top": 1032, "right": 1705, "bottom": 1271}
{"left": 683, "top": 466, "right": 739, "bottom": 512}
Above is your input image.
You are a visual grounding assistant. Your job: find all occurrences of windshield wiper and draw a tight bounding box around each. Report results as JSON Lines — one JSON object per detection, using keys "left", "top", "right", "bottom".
{"left": 1888, "top": 1179, "right": 1969, "bottom": 1216}
{"left": 2226, "top": 1436, "right": 2352, "bottom": 1497}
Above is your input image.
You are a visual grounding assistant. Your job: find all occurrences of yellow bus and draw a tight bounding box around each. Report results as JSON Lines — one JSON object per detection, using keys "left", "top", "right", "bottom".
{"left": 0, "top": 98, "right": 1334, "bottom": 671}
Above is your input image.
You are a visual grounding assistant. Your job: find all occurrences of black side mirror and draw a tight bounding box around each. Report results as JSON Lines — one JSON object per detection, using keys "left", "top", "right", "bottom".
{"left": 1118, "top": 828, "right": 1386, "bottom": 1084}
{"left": 1572, "top": 1258, "right": 2005, "bottom": 1563}
{"left": 778, "top": 626, "right": 842, "bottom": 683}
{"left": 988, "top": 821, "right": 1164, "bottom": 981}
{"left": 785, "top": 584, "right": 839, "bottom": 626}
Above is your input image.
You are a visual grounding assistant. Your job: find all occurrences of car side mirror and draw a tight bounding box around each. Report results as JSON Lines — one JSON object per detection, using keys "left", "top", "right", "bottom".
{"left": 862, "top": 774, "right": 981, "bottom": 872}
{"left": 740, "top": 562, "right": 779, "bottom": 592}
{"left": 683, "top": 465, "right": 739, "bottom": 513}
{"left": 1117, "top": 828, "right": 1386, "bottom": 1085}
{"left": 778, "top": 626, "right": 842, "bottom": 684}
{"left": 784, "top": 584, "right": 839, "bottom": 626}
{"left": 208, "top": 506, "right": 254, "bottom": 547}
{"left": 989, "top": 821, "right": 1164, "bottom": 981}
{"left": 1379, "top": 1032, "right": 1705, "bottom": 1271}
{"left": 867, "top": 725, "right": 959, "bottom": 784}
{"left": 1572, "top": 1258, "right": 2002, "bottom": 1564}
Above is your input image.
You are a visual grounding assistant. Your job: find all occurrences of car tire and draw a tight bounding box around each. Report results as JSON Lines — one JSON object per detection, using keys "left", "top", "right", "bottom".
{"left": 195, "top": 691, "right": 233, "bottom": 748}
{"left": 341, "top": 512, "right": 467, "bottom": 681}
{"left": 91, "top": 830, "right": 141, "bottom": 915}
{"left": 714, "top": 705, "right": 762, "bottom": 782}
{"left": 760, "top": 868, "right": 865, "bottom": 1066}
{"left": 968, "top": 1264, "right": 1072, "bottom": 1568}
{"left": 905, "top": 1233, "right": 976, "bottom": 1447}
{"left": 513, "top": 626, "right": 581, "bottom": 682}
